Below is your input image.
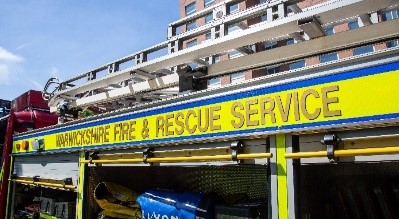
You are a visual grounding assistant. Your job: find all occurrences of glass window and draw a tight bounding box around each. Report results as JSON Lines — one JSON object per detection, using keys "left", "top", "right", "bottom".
{"left": 229, "top": 3, "right": 239, "bottom": 14}
{"left": 264, "top": 41, "right": 277, "bottom": 50}
{"left": 387, "top": 39, "right": 399, "bottom": 48}
{"left": 231, "top": 72, "right": 245, "bottom": 84}
{"left": 261, "top": 14, "right": 267, "bottom": 22}
{"left": 382, "top": 9, "right": 399, "bottom": 21}
{"left": 205, "top": 32, "right": 212, "bottom": 40}
{"left": 228, "top": 50, "right": 242, "bottom": 59}
{"left": 186, "top": 20, "right": 197, "bottom": 31}
{"left": 289, "top": 60, "right": 305, "bottom": 70}
{"left": 187, "top": 39, "right": 199, "bottom": 68}
{"left": 267, "top": 66, "right": 280, "bottom": 74}
{"left": 227, "top": 23, "right": 240, "bottom": 34}
{"left": 185, "top": 2, "right": 196, "bottom": 16}
{"left": 186, "top": 39, "right": 197, "bottom": 48}
{"left": 320, "top": 52, "right": 338, "bottom": 63}
{"left": 208, "top": 77, "right": 221, "bottom": 88}
{"left": 204, "top": 0, "right": 215, "bottom": 8}
{"left": 325, "top": 26, "right": 334, "bottom": 35}
{"left": 353, "top": 45, "right": 374, "bottom": 55}
{"left": 286, "top": 38, "right": 295, "bottom": 45}
{"left": 205, "top": 13, "right": 213, "bottom": 24}
{"left": 213, "top": 55, "right": 220, "bottom": 63}
{"left": 348, "top": 20, "right": 359, "bottom": 30}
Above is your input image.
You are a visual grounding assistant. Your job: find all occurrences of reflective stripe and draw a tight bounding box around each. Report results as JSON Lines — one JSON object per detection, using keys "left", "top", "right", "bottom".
{"left": 276, "top": 134, "right": 288, "bottom": 219}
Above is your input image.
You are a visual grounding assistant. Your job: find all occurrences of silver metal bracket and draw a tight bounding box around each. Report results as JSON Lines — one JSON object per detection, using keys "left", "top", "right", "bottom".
{"left": 143, "top": 148, "right": 154, "bottom": 164}
{"left": 62, "top": 178, "right": 73, "bottom": 188}
{"left": 321, "top": 134, "right": 341, "bottom": 161}
{"left": 230, "top": 140, "right": 245, "bottom": 162}
{"left": 89, "top": 151, "right": 100, "bottom": 165}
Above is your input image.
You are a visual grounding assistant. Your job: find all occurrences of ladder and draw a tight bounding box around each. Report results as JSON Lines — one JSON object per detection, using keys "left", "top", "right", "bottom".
{"left": 42, "top": 0, "right": 399, "bottom": 117}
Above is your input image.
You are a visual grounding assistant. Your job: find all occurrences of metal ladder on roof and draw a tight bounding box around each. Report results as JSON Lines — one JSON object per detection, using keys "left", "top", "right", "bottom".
{"left": 42, "top": 0, "right": 399, "bottom": 119}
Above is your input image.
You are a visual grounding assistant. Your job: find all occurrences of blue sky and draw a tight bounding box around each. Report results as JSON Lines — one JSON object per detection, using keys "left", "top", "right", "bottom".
{"left": 0, "top": 0, "right": 179, "bottom": 100}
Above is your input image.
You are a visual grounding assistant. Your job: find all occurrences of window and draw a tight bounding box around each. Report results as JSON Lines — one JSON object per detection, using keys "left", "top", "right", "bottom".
{"left": 320, "top": 52, "right": 338, "bottom": 63}
{"left": 205, "top": 32, "right": 212, "bottom": 40}
{"left": 286, "top": 38, "right": 296, "bottom": 45}
{"left": 213, "top": 55, "right": 220, "bottom": 63}
{"left": 261, "top": 14, "right": 267, "bottom": 22}
{"left": 229, "top": 3, "right": 239, "bottom": 14}
{"left": 325, "top": 26, "right": 334, "bottom": 35}
{"left": 208, "top": 77, "right": 221, "bottom": 88}
{"left": 353, "top": 45, "right": 374, "bottom": 55}
{"left": 387, "top": 39, "right": 399, "bottom": 48}
{"left": 267, "top": 66, "right": 280, "bottom": 74}
{"left": 227, "top": 23, "right": 240, "bottom": 34}
{"left": 289, "top": 60, "right": 305, "bottom": 70}
{"left": 186, "top": 39, "right": 197, "bottom": 48}
{"left": 228, "top": 50, "right": 242, "bottom": 59}
{"left": 382, "top": 8, "right": 399, "bottom": 21}
{"left": 231, "top": 72, "right": 245, "bottom": 84}
{"left": 205, "top": 13, "right": 213, "bottom": 24}
{"left": 204, "top": 0, "right": 215, "bottom": 8}
{"left": 264, "top": 41, "right": 277, "bottom": 50}
{"left": 348, "top": 20, "right": 359, "bottom": 30}
{"left": 186, "top": 20, "right": 197, "bottom": 31}
{"left": 185, "top": 2, "right": 196, "bottom": 16}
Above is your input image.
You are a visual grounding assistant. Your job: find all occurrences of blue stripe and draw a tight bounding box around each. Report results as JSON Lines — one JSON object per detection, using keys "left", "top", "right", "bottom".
{"left": 15, "top": 113, "right": 399, "bottom": 155}
{"left": 14, "top": 61, "right": 399, "bottom": 140}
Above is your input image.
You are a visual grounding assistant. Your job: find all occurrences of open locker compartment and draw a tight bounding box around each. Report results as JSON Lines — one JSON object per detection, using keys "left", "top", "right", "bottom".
{"left": 12, "top": 184, "right": 77, "bottom": 219}
{"left": 86, "top": 164, "right": 269, "bottom": 219}
{"left": 299, "top": 162, "right": 399, "bottom": 219}
{"left": 10, "top": 154, "right": 79, "bottom": 219}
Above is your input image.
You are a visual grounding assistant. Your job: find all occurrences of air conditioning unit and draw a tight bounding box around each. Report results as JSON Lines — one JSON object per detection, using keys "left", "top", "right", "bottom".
{"left": 213, "top": 6, "right": 225, "bottom": 20}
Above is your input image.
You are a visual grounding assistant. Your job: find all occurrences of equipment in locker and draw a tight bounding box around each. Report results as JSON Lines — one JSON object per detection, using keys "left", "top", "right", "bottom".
{"left": 137, "top": 189, "right": 216, "bottom": 219}
{"left": 94, "top": 182, "right": 141, "bottom": 219}
{"left": 54, "top": 202, "right": 76, "bottom": 219}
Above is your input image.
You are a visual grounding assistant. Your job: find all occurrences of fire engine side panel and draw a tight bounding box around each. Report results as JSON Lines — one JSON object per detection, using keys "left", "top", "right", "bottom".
{"left": 12, "top": 154, "right": 80, "bottom": 186}
{"left": 12, "top": 56, "right": 399, "bottom": 154}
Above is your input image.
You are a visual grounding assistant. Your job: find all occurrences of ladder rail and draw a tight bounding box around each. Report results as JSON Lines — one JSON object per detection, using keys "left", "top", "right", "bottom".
{"left": 46, "top": 0, "right": 398, "bottom": 110}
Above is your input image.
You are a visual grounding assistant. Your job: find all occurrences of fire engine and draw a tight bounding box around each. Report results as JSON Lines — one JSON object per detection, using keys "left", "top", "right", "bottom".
{"left": 1, "top": 0, "right": 399, "bottom": 218}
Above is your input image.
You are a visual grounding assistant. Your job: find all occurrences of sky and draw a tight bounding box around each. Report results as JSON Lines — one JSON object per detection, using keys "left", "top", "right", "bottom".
{"left": 0, "top": 0, "right": 180, "bottom": 100}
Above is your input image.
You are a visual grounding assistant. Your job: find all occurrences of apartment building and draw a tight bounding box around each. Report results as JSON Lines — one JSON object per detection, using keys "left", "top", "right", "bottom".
{"left": 177, "top": 0, "right": 399, "bottom": 87}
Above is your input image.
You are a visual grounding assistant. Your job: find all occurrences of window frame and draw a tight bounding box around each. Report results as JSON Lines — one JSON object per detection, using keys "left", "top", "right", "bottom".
{"left": 382, "top": 8, "right": 399, "bottom": 21}
{"left": 320, "top": 52, "right": 338, "bottom": 63}
{"left": 353, "top": 45, "right": 374, "bottom": 56}
{"left": 186, "top": 20, "right": 197, "bottom": 31}
{"left": 204, "top": 0, "right": 215, "bottom": 8}
{"left": 227, "top": 23, "right": 240, "bottom": 34}
{"left": 229, "top": 3, "right": 239, "bottom": 14}
{"left": 205, "top": 32, "right": 212, "bottom": 41}
{"left": 208, "top": 77, "right": 221, "bottom": 88}
{"left": 205, "top": 13, "right": 213, "bottom": 24}
{"left": 230, "top": 72, "right": 245, "bottom": 84}
{"left": 185, "top": 2, "right": 196, "bottom": 16}
{"left": 325, "top": 26, "right": 335, "bottom": 35}
{"left": 186, "top": 39, "right": 197, "bottom": 48}
{"left": 228, "top": 50, "right": 243, "bottom": 59}
{"left": 348, "top": 20, "right": 359, "bottom": 30}
{"left": 289, "top": 60, "right": 305, "bottom": 70}
{"left": 267, "top": 66, "right": 280, "bottom": 74}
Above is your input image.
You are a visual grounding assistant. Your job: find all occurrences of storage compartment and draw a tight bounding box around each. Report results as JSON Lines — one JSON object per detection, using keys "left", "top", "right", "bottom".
{"left": 86, "top": 165, "right": 269, "bottom": 219}
{"left": 299, "top": 162, "right": 399, "bottom": 218}
{"left": 12, "top": 185, "right": 76, "bottom": 219}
